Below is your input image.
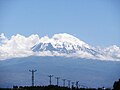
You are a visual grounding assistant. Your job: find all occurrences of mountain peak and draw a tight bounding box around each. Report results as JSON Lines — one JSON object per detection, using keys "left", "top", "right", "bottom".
{"left": 52, "top": 33, "right": 86, "bottom": 45}
{"left": 39, "top": 33, "right": 90, "bottom": 49}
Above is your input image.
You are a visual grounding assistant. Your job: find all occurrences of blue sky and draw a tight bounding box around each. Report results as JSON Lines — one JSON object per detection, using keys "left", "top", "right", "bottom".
{"left": 0, "top": 0, "right": 120, "bottom": 47}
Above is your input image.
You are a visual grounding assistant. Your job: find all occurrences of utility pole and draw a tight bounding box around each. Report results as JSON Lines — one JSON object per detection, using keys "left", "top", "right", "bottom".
{"left": 48, "top": 75, "right": 54, "bottom": 85}
{"left": 67, "top": 80, "right": 71, "bottom": 88}
{"left": 72, "top": 82, "right": 75, "bottom": 89}
{"left": 62, "top": 79, "right": 66, "bottom": 87}
{"left": 55, "top": 77, "right": 60, "bottom": 86}
{"left": 76, "top": 81, "right": 79, "bottom": 89}
{"left": 29, "top": 70, "right": 37, "bottom": 86}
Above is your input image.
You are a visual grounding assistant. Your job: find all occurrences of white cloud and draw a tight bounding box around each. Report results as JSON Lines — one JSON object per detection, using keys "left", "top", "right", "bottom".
{"left": 102, "top": 45, "right": 120, "bottom": 60}
{"left": 0, "top": 33, "right": 40, "bottom": 60}
{"left": 0, "top": 33, "right": 120, "bottom": 61}
{"left": 0, "top": 33, "right": 8, "bottom": 45}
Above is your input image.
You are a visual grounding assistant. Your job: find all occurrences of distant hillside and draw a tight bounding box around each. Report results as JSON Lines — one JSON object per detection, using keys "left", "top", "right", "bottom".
{"left": 0, "top": 56, "right": 120, "bottom": 88}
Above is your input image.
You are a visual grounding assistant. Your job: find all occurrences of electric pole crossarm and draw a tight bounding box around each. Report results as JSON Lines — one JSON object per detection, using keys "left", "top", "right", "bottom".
{"left": 55, "top": 77, "right": 60, "bottom": 86}
{"left": 76, "top": 81, "right": 79, "bottom": 89}
{"left": 48, "top": 75, "right": 54, "bottom": 85}
{"left": 72, "top": 82, "right": 75, "bottom": 88}
{"left": 67, "top": 80, "right": 71, "bottom": 88}
{"left": 62, "top": 79, "right": 66, "bottom": 87}
{"left": 29, "top": 70, "right": 37, "bottom": 86}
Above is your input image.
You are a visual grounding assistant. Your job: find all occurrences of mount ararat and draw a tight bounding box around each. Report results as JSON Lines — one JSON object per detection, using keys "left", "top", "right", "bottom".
{"left": 0, "top": 33, "right": 120, "bottom": 61}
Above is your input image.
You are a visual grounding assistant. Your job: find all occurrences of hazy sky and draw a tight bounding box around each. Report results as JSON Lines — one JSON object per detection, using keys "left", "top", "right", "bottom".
{"left": 0, "top": 0, "right": 120, "bottom": 47}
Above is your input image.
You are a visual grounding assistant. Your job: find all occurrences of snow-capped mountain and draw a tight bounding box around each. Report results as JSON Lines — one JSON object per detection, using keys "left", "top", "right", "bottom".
{"left": 0, "top": 33, "right": 120, "bottom": 61}
{"left": 32, "top": 33, "right": 100, "bottom": 59}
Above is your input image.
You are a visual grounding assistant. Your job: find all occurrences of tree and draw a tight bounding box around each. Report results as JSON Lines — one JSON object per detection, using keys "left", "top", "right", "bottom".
{"left": 113, "top": 79, "right": 120, "bottom": 90}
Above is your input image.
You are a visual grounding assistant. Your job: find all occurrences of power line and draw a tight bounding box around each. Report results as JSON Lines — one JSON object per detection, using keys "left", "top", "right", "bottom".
{"left": 29, "top": 69, "right": 37, "bottom": 86}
